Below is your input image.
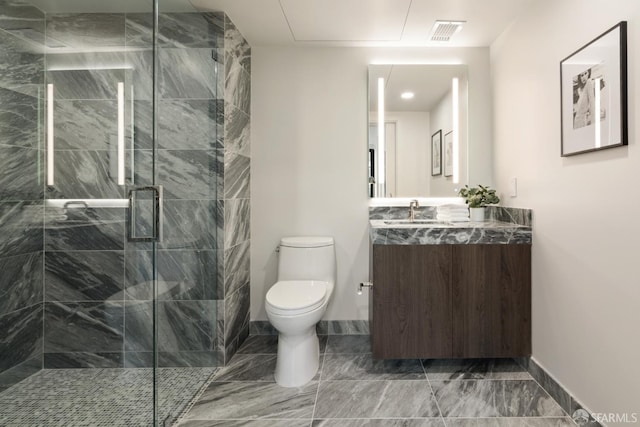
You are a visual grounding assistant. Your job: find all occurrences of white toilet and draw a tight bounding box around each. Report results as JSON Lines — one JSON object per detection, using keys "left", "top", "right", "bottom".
{"left": 265, "top": 236, "right": 335, "bottom": 387}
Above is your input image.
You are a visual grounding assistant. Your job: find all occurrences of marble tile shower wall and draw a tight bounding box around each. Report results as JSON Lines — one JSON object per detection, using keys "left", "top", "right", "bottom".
{"left": 0, "top": 0, "right": 45, "bottom": 391}
{"left": 221, "top": 16, "right": 251, "bottom": 364}
{"left": 38, "top": 11, "right": 250, "bottom": 369}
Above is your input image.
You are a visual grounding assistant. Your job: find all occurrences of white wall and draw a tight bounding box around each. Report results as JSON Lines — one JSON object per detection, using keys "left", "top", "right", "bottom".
{"left": 384, "top": 111, "right": 430, "bottom": 197}
{"left": 491, "top": 0, "right": 640, "bottom": 423}
{"left": 251, "top": 46, "right": 491, "bottom": 321}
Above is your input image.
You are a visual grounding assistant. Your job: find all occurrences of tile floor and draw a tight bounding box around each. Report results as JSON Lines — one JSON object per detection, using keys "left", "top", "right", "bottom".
{"left": 0, "top": 367, "right": 217, "bottom": 426}
{"left": 177, "top": 335, "right": 576, "bottom": 426}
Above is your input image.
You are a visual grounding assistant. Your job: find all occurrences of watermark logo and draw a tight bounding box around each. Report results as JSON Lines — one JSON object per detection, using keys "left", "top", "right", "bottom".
{"left": 572, "top": 409, "right": 639, "bottom": 425}
{"left": 572, "top": 409, "right": 591, "bottom": 425}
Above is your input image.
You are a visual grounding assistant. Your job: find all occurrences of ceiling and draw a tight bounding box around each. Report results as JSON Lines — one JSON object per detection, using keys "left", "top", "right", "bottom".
{"left": 29, "top": 0, "right": 534, "bottom": 48}
{"left": 190, "top": 0, "right": 536, "bottom": 47}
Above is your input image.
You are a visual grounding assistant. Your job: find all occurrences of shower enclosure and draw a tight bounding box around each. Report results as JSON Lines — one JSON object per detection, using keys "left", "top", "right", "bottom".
{"left": 0, "top": 0, "right": 251, "bottom": 424}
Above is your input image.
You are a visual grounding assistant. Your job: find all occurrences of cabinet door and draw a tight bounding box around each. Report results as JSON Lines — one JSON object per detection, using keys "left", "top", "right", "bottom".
{"left": 371, "top": 245, "right": 452, "bottom": 358}
{"left": 452, "top": 245, "right": 531, "bottom": 357}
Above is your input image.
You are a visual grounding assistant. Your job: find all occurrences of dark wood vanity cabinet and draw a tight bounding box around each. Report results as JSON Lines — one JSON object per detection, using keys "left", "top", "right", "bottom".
{"left": 370, "top": 244, "right": 531, "bottom": 359}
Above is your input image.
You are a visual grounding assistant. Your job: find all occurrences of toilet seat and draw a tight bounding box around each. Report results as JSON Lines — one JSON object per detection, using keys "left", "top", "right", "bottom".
{"left": 266, "top": 280, "right": 327, "bottom": 316}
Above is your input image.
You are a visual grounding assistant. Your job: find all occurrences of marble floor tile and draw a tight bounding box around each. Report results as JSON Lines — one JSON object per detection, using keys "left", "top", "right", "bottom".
{"left": 212, "top": 354, "right": 277, "bottom": 382}
{"left": 431, "top": 380, "right": 566, "bottom": 418}
{"left": 322, "top": 353, "right": 425, "bottom": 381}
{"left": 236, "top": 334, "right": 278, "bottom": 354}
{"left": 312, "top": 419, "right": 445, "bottom": 427}
{"left": 314, "top": 380, "right": 440, "bottom": 419}
{"left": 184, "top": 381, "right": 318, "bottom": 420}
{"left": 236, "top": 334, "right": 327, "bottom": 355}
{"left": 325, "top": 335, "right": 371, "bottom": 354}
{"left": 444, "top": 418, "right": 575, "bottom": 426}
{"left": 422, "top": 359, "right": 532, "bottom": 380}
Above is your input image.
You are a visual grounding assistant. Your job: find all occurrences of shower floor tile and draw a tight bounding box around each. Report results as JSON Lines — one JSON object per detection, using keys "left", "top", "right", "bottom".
{"left": 0, "top": 367, "right": 216, "bottom": 426}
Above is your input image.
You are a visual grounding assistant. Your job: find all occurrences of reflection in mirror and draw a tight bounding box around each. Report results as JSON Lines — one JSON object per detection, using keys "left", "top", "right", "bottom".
{"left": 368, "top": 64, "right": 468, "bottom": 198}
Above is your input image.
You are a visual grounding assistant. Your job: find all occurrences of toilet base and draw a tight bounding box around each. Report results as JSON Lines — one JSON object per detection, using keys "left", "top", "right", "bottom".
{"left": 274, "top": 327, "right": 319, "bottom": 387}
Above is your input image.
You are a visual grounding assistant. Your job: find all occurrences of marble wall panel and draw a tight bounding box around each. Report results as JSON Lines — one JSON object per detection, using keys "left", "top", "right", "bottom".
{"left": 44, "top": 351, "right": 122, "bottom": 369}
{"left": 0, "top": 252, "right": 43, "bottom": 315}
{"left": 130, "top": 100, "right": 153, "bottom": 150}
{"left": 53, "top": 100, "right": 118, "bottom": 150}
{"left": 47, "top": 150, "right": 125, "bottom": 199}
{"left": 160, "top": 200, "right": 217, "bottom": 250}
{"left": 158, "top": 149, "right": 217, "bottom": 200}
{"left": 125, "top": 250, "right": 219, "bottom": 301}
{"left": 158, "top": 48, "right": 219, "bottom": 99}
{"left": 224, "top": 103, "right": 250, "bottom": 156}
{"left": 0, "top": 201, "right": 43, "bottom": 258}
{"left": 46, "top": 13, "right": 125, "bottom": 49}
{"left": 157, "top": 350, "right": 218, "bottom": 368}
{"left": 0, "top": 146, "right": 42, "bottom": 200}
{"left": 224, "top": 198, "right": 250, "bottom": 249}
{"left": 44, "top": 301, "right": 124, "bottom": 353}
{"left": 126, "top": 12, "right": 223, "bottom": 49}
{"left": 44, "top": 251, "right": 125, "bottom": 302}
{"left": 0, "top": 356, "right": 41, "bottom": 392}
{"left": 224, "top": 241, "right": 249, "bottom": 298}
{"left": 47, "top": 69, "right": 124, "bottom": 100}
{"left": 124, "top": 301, "right": 152, "bottom": 353}
{"left": 0, "top": 87, "right": 39, "bottom": 148}
{"left": 0, "top": 28, "right": 43, "bottom": 89}
{"left": 125, "top": 49, "right": 154, "bottom": 101}
{"left": 157, "top": 300, "right": 217, "bottom": 352}
{"left": 0, "top": 0, "right": 44, "bottom": 32}
{"left": 224, "top": 16, "right": 250, "bottom": 75}
{"left": 44, "top": 207, "right": 125, "bottom": 252}
{"left": 158, "top": 99, "right": 218, "bottom": 150}
{"left": 224, "top": 283, "right": 249, "bottom": 345}
{"left": 0, "top": 304, "right": 43, "bottom": 373}
{"left": 224, "top": 152, "right": 249, "bottom": 200}
{"left": 224, "top": 66, "right": 250, "bottom": 116}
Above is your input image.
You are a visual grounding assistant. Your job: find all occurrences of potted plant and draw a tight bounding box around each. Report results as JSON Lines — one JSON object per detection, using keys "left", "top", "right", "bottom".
{"left": 458, "top": 185, "right": 500, "bottom": 221}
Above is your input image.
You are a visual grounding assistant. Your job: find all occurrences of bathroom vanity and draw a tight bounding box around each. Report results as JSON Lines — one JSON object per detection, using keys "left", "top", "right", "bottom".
{"left": 368, "top": 211, "right": 532, "bottom": 359}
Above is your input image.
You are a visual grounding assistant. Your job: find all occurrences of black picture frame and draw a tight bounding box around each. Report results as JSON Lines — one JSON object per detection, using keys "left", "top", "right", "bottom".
{"left": 444, "top": 130, "right": 453, "bottom": 177}
{"left": 431, "top": 130, "right": 442, "bottom": 176}
{"left": 560, "top": 21, "right": 627, "bottom": 156}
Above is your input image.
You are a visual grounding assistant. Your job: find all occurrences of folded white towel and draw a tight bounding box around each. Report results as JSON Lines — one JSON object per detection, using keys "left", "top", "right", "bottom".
{"left": 437, "top": 208, "right": 469, "bottom": 214}
{"left": 438, "top": 204, "right": 468, "bottom": 209}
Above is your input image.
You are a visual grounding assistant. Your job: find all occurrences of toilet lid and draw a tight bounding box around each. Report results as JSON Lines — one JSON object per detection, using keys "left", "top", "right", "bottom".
{"left": 266, "top": 280, "right": 327, "bottom": 314}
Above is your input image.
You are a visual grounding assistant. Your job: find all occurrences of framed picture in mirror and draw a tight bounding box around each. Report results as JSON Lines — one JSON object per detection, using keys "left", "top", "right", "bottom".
{"left": 444, "top": 131, "right": 453, "bottom": 177}
{"left": 560, "top": 21, "right": 627, "bottom": 156}
{"left": 431, "top": 130, "right": 442, "bottom": 176}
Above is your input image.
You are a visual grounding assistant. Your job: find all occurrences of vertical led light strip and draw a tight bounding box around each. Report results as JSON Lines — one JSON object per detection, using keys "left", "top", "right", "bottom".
{"left": 377, "top": 77, "right": 385, "bottom": 195}
{"left": 452, "top": 77, "right": 460, "bottom": 184}
{"left": 594, "top": 78, "right": 601, "bottom": 148}
{"left": 47, "top": 83, "right": 54, "bottom": 186}
{"left": 117, "top": 82, "right": 125, "bottom": 185}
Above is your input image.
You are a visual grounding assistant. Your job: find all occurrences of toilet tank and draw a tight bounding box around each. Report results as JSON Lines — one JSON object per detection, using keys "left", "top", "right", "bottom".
{"left": 278, "top": 236, "right": 336, "bottom": 285}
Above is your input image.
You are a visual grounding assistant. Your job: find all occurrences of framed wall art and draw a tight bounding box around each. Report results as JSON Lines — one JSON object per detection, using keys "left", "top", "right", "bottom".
{"left": 560, "top": 21, "right": 627, "bottom": 156}
{"left": 444, "top": 130, "right": 453, "bottom": 177}
{"left": 431, "top": 130, "right": 442, "bottom": 176}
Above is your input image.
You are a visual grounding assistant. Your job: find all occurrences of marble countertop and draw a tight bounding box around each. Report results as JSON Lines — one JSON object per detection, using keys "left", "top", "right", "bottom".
{"left": 369, "top": 219, "right": 532, "bottom": 245}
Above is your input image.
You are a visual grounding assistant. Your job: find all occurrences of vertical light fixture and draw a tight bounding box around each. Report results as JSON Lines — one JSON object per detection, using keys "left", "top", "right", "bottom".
{"left": 377, "top": 77, "right": 385, "bottom": 196}
{"left": 117, "top": 82, "right": 125, "bottom": 185}
{"left": 47, "top": 83, "right": 54, "bottom": 186}
{"left": 594, "top": 77, "right": 601, "bottom": 148}
{"left": 452, "top": 77, "right": 460, "bottom": 184}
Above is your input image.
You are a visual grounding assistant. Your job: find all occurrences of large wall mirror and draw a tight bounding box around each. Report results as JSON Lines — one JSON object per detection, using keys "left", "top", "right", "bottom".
{"left": 368, "top": 64, "right": 469, "bottom": 198}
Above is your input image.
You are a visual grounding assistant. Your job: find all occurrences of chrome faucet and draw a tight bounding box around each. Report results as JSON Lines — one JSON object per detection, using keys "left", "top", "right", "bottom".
{"left": 409, "top": 199, "right": 419, "bottom": 222}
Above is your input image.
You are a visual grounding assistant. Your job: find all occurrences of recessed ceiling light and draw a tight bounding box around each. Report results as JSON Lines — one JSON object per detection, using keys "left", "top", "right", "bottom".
{"left": 429, "top": 20, "right": 465, "bottom": 42}
{"left": 401, "top": 92, "right": 414, "bottom": 99}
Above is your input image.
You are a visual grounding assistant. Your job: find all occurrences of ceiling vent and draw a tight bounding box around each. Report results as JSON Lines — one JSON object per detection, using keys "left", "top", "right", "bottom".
{"left": 429, "top": 20, "right": 465, "bottom": 42}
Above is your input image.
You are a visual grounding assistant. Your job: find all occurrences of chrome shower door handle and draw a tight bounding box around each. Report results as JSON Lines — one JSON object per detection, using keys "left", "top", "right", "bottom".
{"left": 127, "top": 185, "right": 163, "bottom": 242}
